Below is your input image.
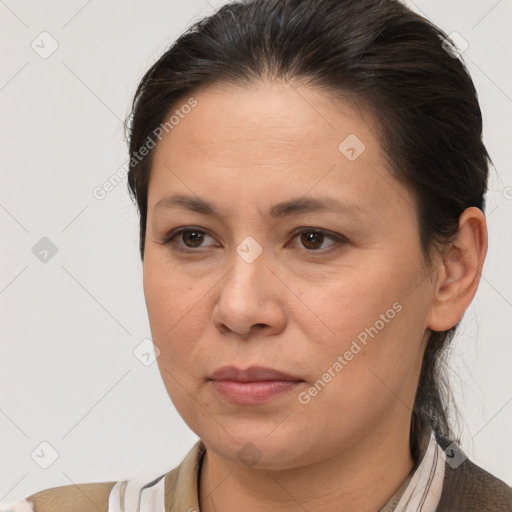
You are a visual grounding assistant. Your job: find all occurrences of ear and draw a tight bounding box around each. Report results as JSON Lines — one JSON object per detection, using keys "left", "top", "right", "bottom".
{"left": 427, "top": 206, "right": 488, "bottom": 332}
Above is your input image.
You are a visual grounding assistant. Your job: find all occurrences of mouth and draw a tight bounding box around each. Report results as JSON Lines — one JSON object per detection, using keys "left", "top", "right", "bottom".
{"left": 208, "top": 365, "right": 304, "bottom": 405}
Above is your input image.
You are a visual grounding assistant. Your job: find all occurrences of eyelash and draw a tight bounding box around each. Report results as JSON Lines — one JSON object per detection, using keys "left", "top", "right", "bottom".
{"left": 159, "top": 226, "right": 346, "bottom": 255}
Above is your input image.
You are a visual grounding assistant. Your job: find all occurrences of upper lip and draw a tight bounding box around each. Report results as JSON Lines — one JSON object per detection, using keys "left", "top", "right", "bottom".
{"left": 209, "top": 365, "right": 303, "bottom": 382}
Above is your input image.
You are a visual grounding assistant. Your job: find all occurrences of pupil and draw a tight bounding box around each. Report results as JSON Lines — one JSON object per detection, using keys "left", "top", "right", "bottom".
{"left": 302, "top": 232, "right": 323, "bottom": 249}
{"left": 185, "top": 231, "right": 203, "bottom": 246}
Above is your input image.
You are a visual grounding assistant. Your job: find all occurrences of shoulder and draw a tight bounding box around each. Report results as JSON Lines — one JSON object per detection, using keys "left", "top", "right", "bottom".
{"left": 436, "top": 435, "right": 512, "bottom": 512}
{"left": 439, "top": 458, "right": 512, "bottom": 511}
{"left": 0, "top": 481, "right": 116, "bottom": 512}
{"left": 0, "top": 440, "right": 205, "bottom": 512}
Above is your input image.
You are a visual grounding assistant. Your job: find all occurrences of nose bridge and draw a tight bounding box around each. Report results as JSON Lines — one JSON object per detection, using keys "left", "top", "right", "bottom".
{"left": 212, "top": 224, "right": 288, "bottom": 337}
{"left": 225, "top": 233, "right": 268, "bottom": 293}
{"left": 235, "top": 234, "right": 265, "bottom": 266}
{"left": 214, "top": 234, "right": 274, "bottom": 320}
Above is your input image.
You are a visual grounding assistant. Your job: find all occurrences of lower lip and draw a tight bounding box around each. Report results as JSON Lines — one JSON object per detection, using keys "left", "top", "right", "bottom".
{"left": 210, "top": 380, "right": 302, "bottom": 405}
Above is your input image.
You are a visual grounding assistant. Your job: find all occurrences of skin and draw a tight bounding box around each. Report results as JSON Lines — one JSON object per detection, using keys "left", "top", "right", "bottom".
{"left": 142, "top": 81, "right": 487, "bottom": 512}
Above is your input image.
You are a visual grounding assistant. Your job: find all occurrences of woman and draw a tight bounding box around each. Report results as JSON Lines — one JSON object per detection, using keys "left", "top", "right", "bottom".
{"left": 3, "top": 0, "right": 511, "bottom": 510}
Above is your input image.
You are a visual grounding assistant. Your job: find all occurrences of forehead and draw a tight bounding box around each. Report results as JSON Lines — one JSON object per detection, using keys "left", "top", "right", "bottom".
{"left": 158, "top": 81, "right": 378, "bottom": 155}
{"left": 148, "top": 81, "right": 409, "bottom": 219}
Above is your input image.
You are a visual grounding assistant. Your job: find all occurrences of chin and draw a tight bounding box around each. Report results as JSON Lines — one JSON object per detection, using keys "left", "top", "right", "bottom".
{"left": 200, "top": 427, "right": 312, "bottom": 470}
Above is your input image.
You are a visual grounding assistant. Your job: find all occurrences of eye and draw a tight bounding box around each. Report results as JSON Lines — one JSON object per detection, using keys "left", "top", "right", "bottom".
{"left": 288, "top": 228, "right": 345, "bottom": 252}
{"left": 161, "top": 227, "right": 217, "bottom": 252}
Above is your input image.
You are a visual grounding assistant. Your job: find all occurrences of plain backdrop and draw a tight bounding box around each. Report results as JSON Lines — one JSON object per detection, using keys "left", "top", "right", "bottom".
{"left": 1, "top": 0, "right": 511, "bottom": 501}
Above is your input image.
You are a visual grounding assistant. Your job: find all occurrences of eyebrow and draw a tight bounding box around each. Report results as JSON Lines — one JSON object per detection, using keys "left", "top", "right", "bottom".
{"left": 154, "top": 193, "right": 370, "bottom": 219}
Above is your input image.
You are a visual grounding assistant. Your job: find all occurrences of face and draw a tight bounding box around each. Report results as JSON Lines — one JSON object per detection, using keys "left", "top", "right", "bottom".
{"left": 143, "top": 81, "right": 438, "bottom": 470}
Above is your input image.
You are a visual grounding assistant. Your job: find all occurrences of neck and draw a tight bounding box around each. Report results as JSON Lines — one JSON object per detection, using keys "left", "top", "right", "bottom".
{"left": 199, "top": 416, "right": 415, "bottom": 512}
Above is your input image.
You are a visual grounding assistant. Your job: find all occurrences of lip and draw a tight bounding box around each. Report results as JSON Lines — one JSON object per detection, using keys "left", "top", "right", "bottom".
{"left": 209, "top": 365, "right": 304, "bottom": 405}
{"left": 209, "top": 365, "right": 302, "bottom": 382}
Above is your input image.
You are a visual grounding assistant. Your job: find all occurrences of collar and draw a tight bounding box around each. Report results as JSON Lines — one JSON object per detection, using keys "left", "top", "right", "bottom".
{"left": 378, "top": 423, "right": 444, "bottom": 511}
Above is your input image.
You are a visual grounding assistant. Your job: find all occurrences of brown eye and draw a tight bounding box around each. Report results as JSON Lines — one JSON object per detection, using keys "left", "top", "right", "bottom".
{"left": 300, "top": 231, "right": 325, "bottom": 250}
{"left": 161, "top": 227, "right": 217, "bottom": 252}
{"left": 181, "top": 230, "right": 206, "bottom": 247}
{"left": 289, "top": 228, "right": 346, "bottom": 253}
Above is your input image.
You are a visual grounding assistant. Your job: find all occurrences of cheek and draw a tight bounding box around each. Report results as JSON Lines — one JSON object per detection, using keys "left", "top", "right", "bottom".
{"left": 143, "top": 256, "right": 223, "bottom": 391}
{"left": 296, "top": 258, "right": 425, "bottom": 386}
{"left": 143, "top": 252, "right": 193, "bottom": 331}
{"left": 296, "top": 265, "right": 402, "bottom": 350}
{"left": 143, "top": 260, "right": 197, "bottom": 362}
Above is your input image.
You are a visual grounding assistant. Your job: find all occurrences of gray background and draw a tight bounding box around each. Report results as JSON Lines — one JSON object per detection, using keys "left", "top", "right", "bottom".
{"left": 1, "top": 0, "right": 511, "bottom": 501}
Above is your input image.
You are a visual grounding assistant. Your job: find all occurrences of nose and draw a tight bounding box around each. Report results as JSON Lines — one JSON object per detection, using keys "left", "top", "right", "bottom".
{"left": 211, "top": 247, "right": 287, "bottom": 338}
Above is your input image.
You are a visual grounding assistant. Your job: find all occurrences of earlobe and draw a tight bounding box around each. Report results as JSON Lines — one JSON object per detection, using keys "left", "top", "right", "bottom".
{"left": 426, "top": 207, "right": 488, "bottom": 332}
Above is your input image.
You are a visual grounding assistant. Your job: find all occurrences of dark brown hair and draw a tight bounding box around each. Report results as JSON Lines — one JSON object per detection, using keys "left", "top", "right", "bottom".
{"left": 125, "top": 0, "right": 490, "bottom": 461}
